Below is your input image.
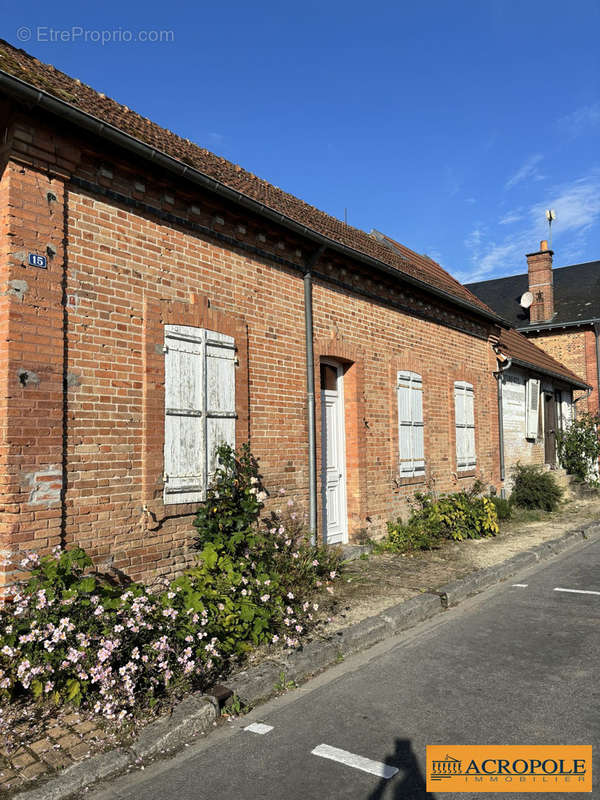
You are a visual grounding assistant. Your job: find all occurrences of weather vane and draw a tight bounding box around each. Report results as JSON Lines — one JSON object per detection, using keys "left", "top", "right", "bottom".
{"left": 545, "top": 209, "right": 556, "bottom": 249}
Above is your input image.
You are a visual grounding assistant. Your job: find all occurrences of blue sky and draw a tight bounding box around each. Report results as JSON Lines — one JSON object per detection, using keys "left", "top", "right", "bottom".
{"left": 3, "top": 0, "right": 600, "bottom": 283}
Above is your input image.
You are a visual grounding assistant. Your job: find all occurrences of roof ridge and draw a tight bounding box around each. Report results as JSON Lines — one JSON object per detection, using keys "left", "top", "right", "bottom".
{"left": 0, "top": 38, "right": 499, "bottom": 319}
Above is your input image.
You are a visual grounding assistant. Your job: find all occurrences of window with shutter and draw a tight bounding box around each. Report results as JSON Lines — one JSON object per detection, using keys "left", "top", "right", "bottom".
{"left": 397, "top": 371, "right": 425, "bottom": 477}
{"left": 561, "top": 391, "right": 573, "bottom": 429}
{"left": 525, "top": 378, "right": 540, "bottom": 439}
{"left": 163, "top": 325, "right": 236, "bottom": 504}
{"left": 454, "top": 381, "right": 476, "bottom": 470}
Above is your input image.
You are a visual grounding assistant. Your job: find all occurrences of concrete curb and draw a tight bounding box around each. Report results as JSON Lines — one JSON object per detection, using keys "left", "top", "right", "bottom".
{"left": 12, "top": 521, "right": 600, "bottom": 800}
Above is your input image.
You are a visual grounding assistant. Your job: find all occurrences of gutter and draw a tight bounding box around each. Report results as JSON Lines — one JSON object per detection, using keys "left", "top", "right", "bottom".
{"left": 517, "top": 317, "right": 600, "bottom": 333}
{"left": 0, "top": 68, "right": 510, "bottom": 329}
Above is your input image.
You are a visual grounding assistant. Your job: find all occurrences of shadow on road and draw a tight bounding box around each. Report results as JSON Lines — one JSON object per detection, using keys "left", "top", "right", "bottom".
{"left": 367, "top": 738, "right": 436, "bottom": 800}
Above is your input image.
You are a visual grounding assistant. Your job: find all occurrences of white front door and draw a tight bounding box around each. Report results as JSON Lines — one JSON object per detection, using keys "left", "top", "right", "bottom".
{"left": 320, "top": 362, "right": 347, "bottom": 544}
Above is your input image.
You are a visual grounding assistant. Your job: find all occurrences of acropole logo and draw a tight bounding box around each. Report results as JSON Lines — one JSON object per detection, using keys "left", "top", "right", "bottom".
{"left": 426, "top": 745, "right": 592, "bottom": 792}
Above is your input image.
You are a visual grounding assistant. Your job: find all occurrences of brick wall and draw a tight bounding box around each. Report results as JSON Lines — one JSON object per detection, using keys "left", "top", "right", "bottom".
{"left": 0, "top": 104, "right": 504, "bottom": 585}
{"left": 530, "top": 329, "right": 596, "bottom": 412}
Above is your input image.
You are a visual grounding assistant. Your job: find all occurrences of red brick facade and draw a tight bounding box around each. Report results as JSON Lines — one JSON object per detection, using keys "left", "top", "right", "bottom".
{"left": 530, "top": 329, "right": 597, "bottom": 412}
{"left": 0, "top": 102, "right": 515, "bottom": 587}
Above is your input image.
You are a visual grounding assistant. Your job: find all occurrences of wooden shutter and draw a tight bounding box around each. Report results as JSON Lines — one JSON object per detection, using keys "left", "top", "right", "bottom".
{"left": 205, "top": 331, "right": 236, "bottom": 479}
{"left": 561, "top": 391, "right": 573, "bottom": 428}
{"left": 526, "top": 378, "right": 540, "bottom": 439}
{"left": 164, "top": 325, "right": 205, "bottom": 504}
{"left": 455, "top": 381, "right": 476, "bottom": 470}
{"left": 397, "top": 371, "right": 425, "bottom": 477}
{"left": 163, "top": 326, "right": 236, "bottom": 504}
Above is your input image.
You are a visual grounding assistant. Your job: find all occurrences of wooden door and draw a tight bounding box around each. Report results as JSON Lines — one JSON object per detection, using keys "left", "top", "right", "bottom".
{"left": 544, "top": 393, "right": 557, "bottom": 466}
{"left": 320, "top": 362, "right": 347, "bottom": 544}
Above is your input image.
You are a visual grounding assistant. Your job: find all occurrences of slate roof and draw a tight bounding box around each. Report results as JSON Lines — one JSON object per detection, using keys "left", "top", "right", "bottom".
{"left": 466, "top": 261, "right": 600, "bottom": 329}
{"left": 0, "top": 39, "right": 500, "bottom": 321}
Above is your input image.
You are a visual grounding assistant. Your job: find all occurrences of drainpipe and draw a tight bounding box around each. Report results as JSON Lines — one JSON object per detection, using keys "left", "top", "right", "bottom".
{"left": 493, "top": 352, "right": 512, "bottom": 485}
{"left": 303, "top": 246, "right": 325, "bottom": 541}
{"left": 594, "top": 323, "right": 600, "bottom": 413}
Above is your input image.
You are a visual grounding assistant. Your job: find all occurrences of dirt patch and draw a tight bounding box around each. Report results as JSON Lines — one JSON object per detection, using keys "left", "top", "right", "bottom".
{"left": 317, "top": 496, "right": 600, "bottom": 632}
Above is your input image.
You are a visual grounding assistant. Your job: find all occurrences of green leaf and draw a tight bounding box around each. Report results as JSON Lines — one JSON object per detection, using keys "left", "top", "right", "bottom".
{"left": 65, "top": 678, "right": 80, "bottom": 702}
{"left": 77, "top": 576, "right": 96, "bottom": 593}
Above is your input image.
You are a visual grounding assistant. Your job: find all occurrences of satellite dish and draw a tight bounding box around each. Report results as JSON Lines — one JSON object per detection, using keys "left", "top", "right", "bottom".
{"left": 520, "top": 291, "right": 533, "bottom": 309}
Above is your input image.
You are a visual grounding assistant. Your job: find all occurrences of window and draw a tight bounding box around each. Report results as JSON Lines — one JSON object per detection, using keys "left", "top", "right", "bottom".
{"left": 397, "top": 371, "right": 425, "bottom": 477}
{"left": 454, "top": 381, "right": 476, "bottom": 470}
{"left": 163, "top": 325, "right": 236, "bottom": 504}
{"left": 525, "top": 378, "right": 540, "bottom": 439}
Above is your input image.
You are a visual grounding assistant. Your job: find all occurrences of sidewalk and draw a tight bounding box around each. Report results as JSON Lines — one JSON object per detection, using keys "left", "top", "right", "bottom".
{"left": 3, "top": 495, "right": 600, "bottom": 799}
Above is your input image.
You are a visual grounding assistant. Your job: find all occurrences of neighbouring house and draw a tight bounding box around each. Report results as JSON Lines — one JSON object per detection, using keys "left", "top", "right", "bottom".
{"left": 0, "top": 42, "right": 587, "bottom": 588}
{"left": 493, "top": 327, "right": 584, "bottom": 489}
{"left": 467, "top": 241, "right": 600, "bottom": 413}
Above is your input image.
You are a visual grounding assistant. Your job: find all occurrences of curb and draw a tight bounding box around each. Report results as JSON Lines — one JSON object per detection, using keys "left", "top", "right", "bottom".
{"left": 12, "top": 521, "right": 600, "bottom": 800}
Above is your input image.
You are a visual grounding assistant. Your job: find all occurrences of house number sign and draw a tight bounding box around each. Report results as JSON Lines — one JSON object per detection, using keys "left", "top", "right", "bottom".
{"left": 28, "top": 253, "right": 47, "bottom": 268}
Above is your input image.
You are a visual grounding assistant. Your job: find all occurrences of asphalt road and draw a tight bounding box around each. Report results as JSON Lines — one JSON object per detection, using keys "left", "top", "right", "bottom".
{"left": 89, "top": 538, "right": 599, "bottom": 800}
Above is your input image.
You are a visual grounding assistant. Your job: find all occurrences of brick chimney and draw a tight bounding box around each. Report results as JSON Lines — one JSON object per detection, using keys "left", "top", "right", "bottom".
{"left": 526, "top": 240, "right": 554, "bottom": 323}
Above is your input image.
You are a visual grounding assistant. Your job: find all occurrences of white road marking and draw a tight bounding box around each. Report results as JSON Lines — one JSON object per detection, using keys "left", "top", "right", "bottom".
{"left": 244, "top": 723, "right": 273, "bottom": 735}
{"left": 554, "top": 587, "right": 600, "bottom": 596}
{"left": 311, "top": 744, "right": 399, "bottom": 779}
{"left": 512, "top": 583, "right": 528, "bottom": 588}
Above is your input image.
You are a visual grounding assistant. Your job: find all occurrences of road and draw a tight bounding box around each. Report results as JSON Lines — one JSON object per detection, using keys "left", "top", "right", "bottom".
{"left": 89, "top": 538, "right": 599, "bottom": 800}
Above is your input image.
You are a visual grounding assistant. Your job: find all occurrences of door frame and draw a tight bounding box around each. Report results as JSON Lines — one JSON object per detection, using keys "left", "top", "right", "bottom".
{"left": 320, "top": 358, "right": 348, "bottom": 545}
{"left": 543, "top": 391, "right": 557, "bottom": 466}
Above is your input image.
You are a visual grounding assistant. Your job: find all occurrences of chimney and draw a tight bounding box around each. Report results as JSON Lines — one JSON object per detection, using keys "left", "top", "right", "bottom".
{"left": 526, "top": 240, "right": 554, "bottom": 323}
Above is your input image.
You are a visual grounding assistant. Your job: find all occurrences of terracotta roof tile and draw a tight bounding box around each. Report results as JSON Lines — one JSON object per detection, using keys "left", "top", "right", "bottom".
{"left": 0, "top": 39, "right": 497, "bottom": 318}
{"left": 498, "top": 328, "right": 588, "bottom": 388}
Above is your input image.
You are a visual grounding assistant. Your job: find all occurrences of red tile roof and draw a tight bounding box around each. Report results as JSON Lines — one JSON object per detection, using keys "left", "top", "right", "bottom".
{"left": 0, "top": 39, "right": 498, "bottom": 319}
{"left": 498, "top": 328, "right": 589, "bottom": 388}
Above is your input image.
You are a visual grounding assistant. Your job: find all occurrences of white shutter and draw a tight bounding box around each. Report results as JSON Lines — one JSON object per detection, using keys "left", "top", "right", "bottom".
{"left": 205, "top": 332, "right": 236, "bottom": 480}
{"left": 455, "top": 381, "right": 476, "bottom": 470}
{"left": 164, "top": 326, "right": 205, "bottom": 504}
{"left": 561, "top": 392, "right": 573, "bottom": 428}
{"left": 163, "top": 326, "right": 236, "bottom": 504}
{"left": 526, "top": 378, "right": 540, "bottom": 439}
{"left": 397, "top": 371, "right": 425, "bottom": 477}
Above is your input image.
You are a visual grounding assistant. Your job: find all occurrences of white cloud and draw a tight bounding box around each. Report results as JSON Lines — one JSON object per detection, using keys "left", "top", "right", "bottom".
{"left": 530, "top": 173, "right": 600, "bottom": 235}
{"left": 557, "top": 103, "right": 600, "bottom": 138}
{"left": 505, "top": 154, "right": 544, "bottom": 190}
{"left": 457, "top": 171, "right": 600, "bottom": 283}
{"left": 499, "top": 210, "right": 522, "bottom": 225}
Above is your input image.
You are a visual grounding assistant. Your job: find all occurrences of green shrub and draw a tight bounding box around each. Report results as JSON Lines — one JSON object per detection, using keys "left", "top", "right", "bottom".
{"left": 193, "top": 443, "right": 265, "bottom": 555}
{"left": 557, "top": 413, "right": 600, "bottom": 484}
{"left": 510, "top": 463, "right": 563, "bottom": 511}
{"left": 490, "top": 495, "right": 512, "bottom": 520}
{"left": 379, "top": 484, "right": 499, "bottom": 553}
{"left": 0, "top": 446, "right": 342, "bottom": 719}
{"left": 378, "top": 518, "right": 440, "bottom": 553}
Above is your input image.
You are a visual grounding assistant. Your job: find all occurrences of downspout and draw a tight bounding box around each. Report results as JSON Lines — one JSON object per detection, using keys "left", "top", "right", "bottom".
{"left": 594, "top": 322, "right": 600, "bottom": 412}
{"left": 493, "top": 351, "right": 512, "bottom": 486}
{"left": 304, "top": 246, "right": 326, "bottom": 541}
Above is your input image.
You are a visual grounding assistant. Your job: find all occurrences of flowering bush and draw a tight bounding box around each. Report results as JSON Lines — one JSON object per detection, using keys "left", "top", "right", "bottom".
{"left": 0, "top": 446, "right": 342, "bottom": 720}
{"left": 557, "top": 412, "right": 600, "bottom": 484}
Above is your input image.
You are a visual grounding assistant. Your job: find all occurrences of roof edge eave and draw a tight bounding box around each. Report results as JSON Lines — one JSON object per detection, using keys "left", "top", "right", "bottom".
{"left": 0, "top": 67, "right": 510, "bottom": 329}
{"left": 510, "top": 357, "right": 590, "bottom": 391}
{"left": 517, "top": 318, "right": 600, "bottom": 333}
